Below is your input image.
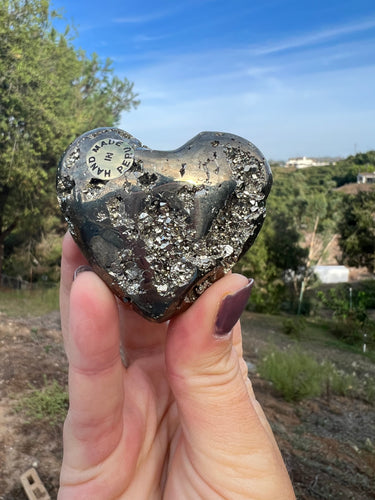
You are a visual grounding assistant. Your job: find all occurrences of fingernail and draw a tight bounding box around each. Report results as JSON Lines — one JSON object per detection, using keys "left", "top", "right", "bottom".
{"left": 214, "top": 279, "right": 254, "bottom": 337}
{"left": 73, "top": 265, "right": 93, "bottom": 281}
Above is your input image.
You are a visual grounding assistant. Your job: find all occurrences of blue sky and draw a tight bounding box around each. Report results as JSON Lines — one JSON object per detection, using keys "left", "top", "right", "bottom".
{"left": 52, "top": 0, "right": 375, "bottom": 160}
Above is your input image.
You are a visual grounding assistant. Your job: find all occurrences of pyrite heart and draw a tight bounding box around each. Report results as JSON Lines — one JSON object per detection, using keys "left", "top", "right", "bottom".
{"left": 57, "top": 128, "right": 272, "bottom": 322}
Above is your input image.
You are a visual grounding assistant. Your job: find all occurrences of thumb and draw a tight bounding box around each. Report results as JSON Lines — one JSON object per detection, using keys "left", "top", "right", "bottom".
{"left": 166, "top": 274, "right": 295, "bottom": 499}
{"left": 166, "top": 273, "right": 265, "bottom": 451}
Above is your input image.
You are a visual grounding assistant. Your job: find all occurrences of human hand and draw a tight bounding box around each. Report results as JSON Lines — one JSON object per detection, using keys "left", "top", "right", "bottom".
{"left": 58, "top": 232, "right": 295, "bottom": 499}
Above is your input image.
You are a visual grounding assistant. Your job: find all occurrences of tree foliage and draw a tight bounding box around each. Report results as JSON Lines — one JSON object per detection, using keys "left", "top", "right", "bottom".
{"left": 1, "top": 1, "right": 374, "bottom": 301}
{"left": 0, "top": 0, "right": 139, "bottom": 277}
{"left": 337, "top": 191, "right": 375, "bottom": 273}
{"left": 237, "top": 154, "right": 375, "bottom": 313}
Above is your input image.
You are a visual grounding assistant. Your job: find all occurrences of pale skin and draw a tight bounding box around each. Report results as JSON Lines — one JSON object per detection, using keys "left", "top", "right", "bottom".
{"left": 58, "top": 232, "right": 295, "bottom": 499}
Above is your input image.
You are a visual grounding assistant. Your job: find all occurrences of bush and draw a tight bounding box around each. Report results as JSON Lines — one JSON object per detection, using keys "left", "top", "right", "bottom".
{"left": 315, "top": 284, "right": 375, "bottom": 350}
{"left": 4, "top": 230, "right": 62, "bottom": 282}
{"left": 258, "top": 348, "right": 323, "bottom": 401}
{"left": 281, "top": 317, "right": 306, "bottom": 339}
{"left": 15, "top": 377, "right": 68, "bottom": 426}
{"left": 363, "top": 378, "right": 375, "bottom": 403}
{"left": 330, "top": 317, "right": 364, "bottom": 345}
{"left": 258, "top": 347, "right": 358, "bottom": 402}
{"left": 330, "top": 316, "right": 375, "bottom": 349}
{"left": 320, "top": 361, "right": 357, "bottom": 397}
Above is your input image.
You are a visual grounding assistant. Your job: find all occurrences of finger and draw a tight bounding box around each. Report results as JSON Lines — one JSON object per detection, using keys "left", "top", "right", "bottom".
{"left": 60, "top": 231, "right": 168, "bottom": 365}
{"left": 231, "top": 319, "right": 278, "bottom": 446}
{"left": 166, "top": 273, "right": 287, "bottom": 462}
{"left": 117, "top": 301, "right": 168, "bottom": 365}
{"left": 60, "top": 232, "right": 89, "bottom": 338}
{"left": 166, "top": 273, "right": 256, "bottom": 429}
{"left": 63, "top": 269, "right": 125, "bottom": 469}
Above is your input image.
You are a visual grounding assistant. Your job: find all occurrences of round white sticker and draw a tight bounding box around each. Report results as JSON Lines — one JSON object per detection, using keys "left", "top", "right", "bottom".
{"left": 86, "top": 139, "right": 134, "bottom": 180}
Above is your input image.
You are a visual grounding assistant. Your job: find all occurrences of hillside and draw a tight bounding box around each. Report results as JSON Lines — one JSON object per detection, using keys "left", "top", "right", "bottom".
{"left": 1, "top": 308, "right": 374, "bottom": 499}
{"left": 336, "top": 182, "right": 375, "bottom": 194}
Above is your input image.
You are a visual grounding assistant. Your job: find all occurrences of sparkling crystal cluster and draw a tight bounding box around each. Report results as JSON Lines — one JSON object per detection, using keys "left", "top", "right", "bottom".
{"left": 57, "top": 128, "right": 272, "bottom": 321}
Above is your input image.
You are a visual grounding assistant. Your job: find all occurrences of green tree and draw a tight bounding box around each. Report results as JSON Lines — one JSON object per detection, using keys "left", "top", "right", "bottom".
{"left": 337, "top": 191, "right": 375, "bottom": 273}
{"left": 0, "top": 0, "right": 139, "bottom": 278}
{"left": 236, "top": 207, "right": 309, "bottom": 313}
{"left": 239, "top": 155, "right": 375, "bottom": 313}
{"left": 235, "top": 222, "right": 285, "bottom": 312}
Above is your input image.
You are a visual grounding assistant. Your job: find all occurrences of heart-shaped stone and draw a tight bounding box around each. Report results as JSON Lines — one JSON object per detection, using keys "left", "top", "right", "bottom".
{"left": 57, "top": 128, "right": 272, "bottom": 322}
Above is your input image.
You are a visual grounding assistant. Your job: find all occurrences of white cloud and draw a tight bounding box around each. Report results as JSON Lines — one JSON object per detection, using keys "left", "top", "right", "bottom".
{"left": 116, "top": 12, "right": 375, "bottom": 160}
{"left": 133, "top": 33, "right": 171, "bottom": 43}
{"left": 251, "top": 17, "right": 375, "bottom": 55}
{"left": 112, "top": 3, "right": 191, "bottom": 24}
{"left": 112, "top": 10, "right": 172, "bottom": 24}
{"left": 121, "top": 61, "right": 375, "bottom": 159}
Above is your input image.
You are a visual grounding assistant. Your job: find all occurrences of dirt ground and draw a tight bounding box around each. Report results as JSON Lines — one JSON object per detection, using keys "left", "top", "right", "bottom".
{"left": 0, "top": 310, "right": 374, "bottom": 499}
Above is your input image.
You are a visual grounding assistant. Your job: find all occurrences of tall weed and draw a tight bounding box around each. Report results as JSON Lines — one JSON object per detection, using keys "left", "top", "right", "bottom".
{"left": 258, "top": 348, "right": 322, "bottom": 401}
{"left": 258, "top": 347, "right": 358, "bottom": 402}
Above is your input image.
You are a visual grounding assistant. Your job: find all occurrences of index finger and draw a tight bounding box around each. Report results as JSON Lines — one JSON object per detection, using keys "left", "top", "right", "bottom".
{"left": 60, "top": 231, "right": 89, "bottom": 337}
{"left": 60, "top": 231, "right": 168, "bottom": 363}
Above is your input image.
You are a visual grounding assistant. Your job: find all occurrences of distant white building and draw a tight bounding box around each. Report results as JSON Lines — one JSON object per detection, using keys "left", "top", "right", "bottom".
{"left": 357, "top": 172, "right": 375, "bottom": 184}
{"left": 313, "top": 265, "right": 349, "bottom": 284}
{"left": 286, "top": 157, "right": 314, "bottom": 168}
{"left": 286, "top": 156, "right": 336, "bottom": 169}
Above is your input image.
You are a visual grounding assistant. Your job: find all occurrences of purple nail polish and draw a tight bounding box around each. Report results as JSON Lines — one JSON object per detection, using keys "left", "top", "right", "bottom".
{"left": 215, "top": 279, "right": 254, "bottom": 337}
{"left": 73, "top": 265, "right": 93, "bottom": 281}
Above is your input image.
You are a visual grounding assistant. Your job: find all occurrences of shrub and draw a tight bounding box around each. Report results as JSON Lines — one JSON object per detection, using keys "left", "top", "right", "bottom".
{"left": 15, "top": 377, "right": 68, "bottom": 426}
{"left": 258, "top": 348, "right": 323, "bottom": 402}
{"left": 330, "top": 316, "right": 375, "bottom": 349}
{"left": 281, "top": 317, "right": 306, "bottom": 339}
{"left": 258, "top": 347, "right": 358, "bottom": 402}
{"left": 330, "top": 317, "right": 363, "bottom": 345}
{"left": 363, "top": 378, "right": 375, "bottom": 403}
{"left": 320, "top": 361, "right": 357, "bottom": 397}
